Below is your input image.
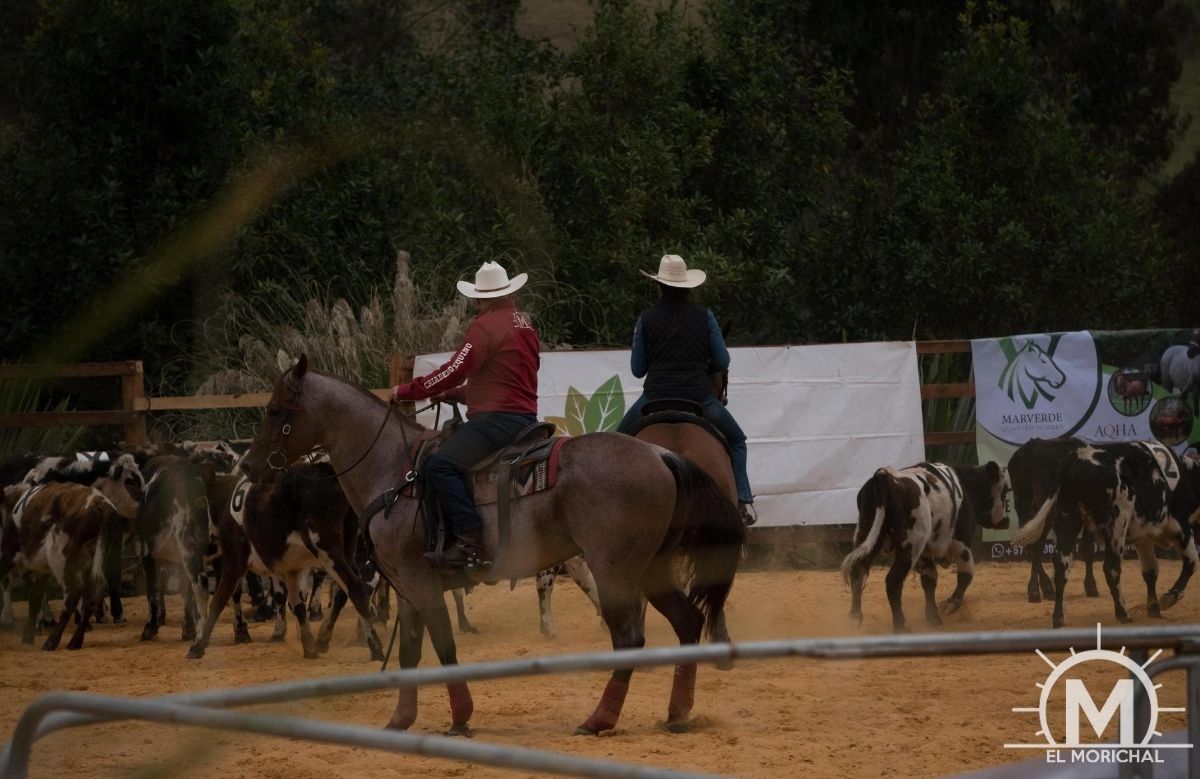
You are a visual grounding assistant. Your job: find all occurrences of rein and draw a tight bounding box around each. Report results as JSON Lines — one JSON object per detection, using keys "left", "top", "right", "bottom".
{"left": 266, "top": 373, "right": 431, "bottom": 481}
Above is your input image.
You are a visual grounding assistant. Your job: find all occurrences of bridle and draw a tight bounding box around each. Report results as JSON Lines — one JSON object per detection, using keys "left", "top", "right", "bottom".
{"left": 265, "top": 372, "right": 430, "bottom": 481}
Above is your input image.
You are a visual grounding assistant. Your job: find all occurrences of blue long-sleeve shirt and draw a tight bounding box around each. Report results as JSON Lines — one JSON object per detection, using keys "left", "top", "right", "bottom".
{"left": 630, "top": 309, "right": 730, "bottom": 379}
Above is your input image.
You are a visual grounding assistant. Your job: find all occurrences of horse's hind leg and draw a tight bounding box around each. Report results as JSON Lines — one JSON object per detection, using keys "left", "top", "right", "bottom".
{"left": 575, "top": 583, "right": 645, "bottom": 736}
{"left": 641, "top": 557, "right": 704, "bottom": 733}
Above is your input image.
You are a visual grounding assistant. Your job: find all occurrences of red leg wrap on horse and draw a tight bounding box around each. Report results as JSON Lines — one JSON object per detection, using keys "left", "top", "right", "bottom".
{"left": 387, "top": 686, "right": 418, "bottom": 730}
{"left": 667, "top": 663, "right": 696, "bottom": 721}
{"left": 582, "top": 678, "right": 630, "bottom": 733}
{"left": 447, "top": 681, "right": 474, "bottom": 724}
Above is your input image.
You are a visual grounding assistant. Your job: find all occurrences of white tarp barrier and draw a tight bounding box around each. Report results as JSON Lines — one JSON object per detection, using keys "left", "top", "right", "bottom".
{"left": 414, "top": 342, "right": 924, "bottom": 527}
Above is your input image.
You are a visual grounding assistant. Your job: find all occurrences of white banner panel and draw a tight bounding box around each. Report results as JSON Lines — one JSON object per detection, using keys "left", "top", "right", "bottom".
{"left": 414, "top": 342, "right": 924, "bottom": 527}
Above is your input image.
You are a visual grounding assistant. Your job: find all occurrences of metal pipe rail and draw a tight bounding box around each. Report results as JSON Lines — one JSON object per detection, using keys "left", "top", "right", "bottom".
{"left": 4, "top": 626, "right": 1199, "bottom": 779}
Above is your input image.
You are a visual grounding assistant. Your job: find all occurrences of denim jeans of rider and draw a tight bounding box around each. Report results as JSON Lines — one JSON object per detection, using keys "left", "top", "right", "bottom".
{"left": 424, "top": 412, "right": 539, "bottom": 535}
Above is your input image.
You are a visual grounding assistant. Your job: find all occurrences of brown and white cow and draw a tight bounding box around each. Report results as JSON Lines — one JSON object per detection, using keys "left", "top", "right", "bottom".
{"left": 1013, "top": 441, "right": 1200, "bottom": 628}
{"left": 842, "top": 461, "right": 1010, "bottom": 632}
{"left": 0, "top": 479, "right": 135, "bottom": 650}
{"left": 187, "top": 462, "right": 384, "bottom": 661}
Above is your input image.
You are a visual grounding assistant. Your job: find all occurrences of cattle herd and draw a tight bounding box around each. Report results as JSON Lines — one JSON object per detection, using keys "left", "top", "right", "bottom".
{"left": 1, "top": 427, "right": 1199, "bottom": 662}
{"left": 0, "top": 442, "right": 600, "bottom": 655}
{"left": 845, "top": 438, "right": 1200, "bottom": 631}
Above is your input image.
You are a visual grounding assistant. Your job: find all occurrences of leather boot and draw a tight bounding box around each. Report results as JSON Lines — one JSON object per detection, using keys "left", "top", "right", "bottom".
{"left": 442, "top": 528, "right": 490, "bottom": 569}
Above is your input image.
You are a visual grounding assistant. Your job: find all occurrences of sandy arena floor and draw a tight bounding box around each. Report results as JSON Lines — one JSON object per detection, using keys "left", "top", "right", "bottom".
{"left": 1, "top": 561, "right": 1197, "bottom": 778}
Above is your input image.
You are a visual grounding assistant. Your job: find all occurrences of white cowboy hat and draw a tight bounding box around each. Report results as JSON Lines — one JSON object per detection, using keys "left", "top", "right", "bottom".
{"left": 456, "top": 261, "right": 528, "bottom": 299}
{"left": 639, "top": 254, "right": 706, "bottom": 288}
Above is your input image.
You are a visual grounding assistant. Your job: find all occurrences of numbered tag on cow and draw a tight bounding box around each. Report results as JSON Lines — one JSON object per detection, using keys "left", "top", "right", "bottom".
{"left": 230, "top": 477, "right": 251, "bottom": 527}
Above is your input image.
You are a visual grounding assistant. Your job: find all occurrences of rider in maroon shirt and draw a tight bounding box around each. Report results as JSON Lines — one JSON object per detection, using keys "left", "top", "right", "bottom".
{"left": 393, "top": 262, "right": 540, "bottom": 568}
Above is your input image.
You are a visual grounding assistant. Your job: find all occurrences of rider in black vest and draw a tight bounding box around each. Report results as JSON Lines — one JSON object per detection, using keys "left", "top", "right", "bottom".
{"left": 616, "top": 254, "right": 756, "bottom": 525}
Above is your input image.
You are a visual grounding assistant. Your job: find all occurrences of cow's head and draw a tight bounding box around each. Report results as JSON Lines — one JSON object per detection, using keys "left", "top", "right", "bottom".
{"left": 982, "top": 461, "right": 1011, "bottom": 529}
{"left": 241, "top": 354, "right": 316, "bottom": 482}
{"left": 94, "top": 455, "right": 145, "bottom": 520}
{"left": 1188, "top": 330, "right": 1199, "bottom": 359}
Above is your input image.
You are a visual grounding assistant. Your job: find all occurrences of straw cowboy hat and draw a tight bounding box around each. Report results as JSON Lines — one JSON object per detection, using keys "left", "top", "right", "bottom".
{"left": 456, "top": 261, "right": 528, "bottom": 299}
{"left": 639, "top": 254, "right": 706, "bottom": 288}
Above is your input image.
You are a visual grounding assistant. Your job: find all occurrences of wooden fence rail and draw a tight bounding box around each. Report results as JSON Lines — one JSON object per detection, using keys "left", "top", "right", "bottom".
{"left": 2, "top": 342, "right": 976, "bottom": 450}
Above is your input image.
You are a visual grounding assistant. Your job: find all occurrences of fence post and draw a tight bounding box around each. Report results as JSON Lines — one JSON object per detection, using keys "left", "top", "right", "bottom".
{"left": 121, "top": 361, "right": 148, "bottom": 447}
{"left": 387, "top": 353, "right": 413, "bottom": 415}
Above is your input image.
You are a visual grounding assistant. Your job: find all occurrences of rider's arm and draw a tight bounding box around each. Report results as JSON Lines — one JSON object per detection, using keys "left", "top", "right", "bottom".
{"left": 707, "top": 310, "right": 730, "bottom": 370}
{"left": 395, "top": 320, "right": 487, "bottom": 401}
{"left": 630, "top": 316, "right": 648, "bottom": 378}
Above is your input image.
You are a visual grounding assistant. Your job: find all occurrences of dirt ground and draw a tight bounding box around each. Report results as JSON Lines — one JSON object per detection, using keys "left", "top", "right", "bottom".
{"left": 1, "top": 560, "right": 1197, "bottom": 779}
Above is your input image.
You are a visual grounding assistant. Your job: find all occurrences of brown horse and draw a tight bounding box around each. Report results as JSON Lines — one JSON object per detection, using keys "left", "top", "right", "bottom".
{"left": 240, "top": 356, "right": 745, "bottom": 735}
{"left": 631, "top": 403, "right": 740, "bottom": 646}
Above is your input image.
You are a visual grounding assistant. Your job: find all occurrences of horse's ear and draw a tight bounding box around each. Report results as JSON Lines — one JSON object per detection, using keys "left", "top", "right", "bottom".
{"left": 985, "top": 461, "right": 1001, "bottom": 483}
{"left": 294, "top": 354, "right": 308, "bottom": 378}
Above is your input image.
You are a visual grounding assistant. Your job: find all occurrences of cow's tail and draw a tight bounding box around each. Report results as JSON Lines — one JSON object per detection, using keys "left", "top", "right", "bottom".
{"left": 661, "top": 451, "right": 745, "bottom": 640}
{"left": 841, "top": 469, "right": 892, "bottom": 585}
{"left": 1013, "top": 491, "right": 1058, "bottom": 548}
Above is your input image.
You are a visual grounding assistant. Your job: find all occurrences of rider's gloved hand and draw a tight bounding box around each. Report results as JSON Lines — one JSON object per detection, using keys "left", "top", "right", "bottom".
{"left": 391, "top": 383, "right": 415, "bottom": 402}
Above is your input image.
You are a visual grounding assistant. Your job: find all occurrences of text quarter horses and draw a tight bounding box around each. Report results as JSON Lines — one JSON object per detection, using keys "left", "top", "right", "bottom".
{"left": 240, "top": 356, "right": 745, "bottom": 736}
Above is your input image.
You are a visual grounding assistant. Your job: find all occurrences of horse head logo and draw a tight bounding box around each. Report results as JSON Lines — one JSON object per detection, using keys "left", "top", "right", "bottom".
{"left": 998, "top": 338, "right": 1066, "bottom": 409}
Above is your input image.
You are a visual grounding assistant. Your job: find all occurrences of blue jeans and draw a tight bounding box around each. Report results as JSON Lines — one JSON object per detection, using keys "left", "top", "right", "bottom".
{"left": 425, "top": 412, "right": 538, "bottom": 535}
{"left": 617, "top": 394, "right": 752, "bottom": 504}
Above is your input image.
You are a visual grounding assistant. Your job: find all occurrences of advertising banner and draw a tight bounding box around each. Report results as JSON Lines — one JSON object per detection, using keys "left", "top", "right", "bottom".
{"left": 415, "top": 342, "right": 925, "bottom": 528}
{"left": 973, "top": 329, "right": 1200, "bottom": 558}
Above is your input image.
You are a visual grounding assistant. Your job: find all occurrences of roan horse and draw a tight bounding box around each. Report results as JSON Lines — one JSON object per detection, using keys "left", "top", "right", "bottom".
{"left": 240, "top": 356, "right": 745, "bottom": 735}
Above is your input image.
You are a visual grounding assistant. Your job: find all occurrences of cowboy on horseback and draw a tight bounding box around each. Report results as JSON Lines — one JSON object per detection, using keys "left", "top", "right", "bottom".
{"left": 391, "top": 261, "right": 540, "bottom": 568}
{"left": 616, "top": 254, "right": 756, "bottom": 525}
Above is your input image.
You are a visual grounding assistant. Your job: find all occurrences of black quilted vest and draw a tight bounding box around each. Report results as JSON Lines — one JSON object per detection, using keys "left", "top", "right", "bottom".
{"left": 640, "top": 300, "right": 711, "bottom": 402}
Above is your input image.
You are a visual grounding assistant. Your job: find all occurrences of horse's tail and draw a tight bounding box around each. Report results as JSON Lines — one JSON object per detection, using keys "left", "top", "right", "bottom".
{"left": 1013, "top": 491, "right": 1058, "bottom": 548}
{"left": 660, "top": 451, "right": 745, "bottom": 640}
{"left": 840, "top": 469, "right": 892, "bottom": 586}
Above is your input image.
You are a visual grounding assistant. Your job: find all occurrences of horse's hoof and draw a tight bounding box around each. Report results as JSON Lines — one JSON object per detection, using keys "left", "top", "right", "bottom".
{"left": 849, "top": 612, "right": 863, "bottom": 629}
{"left": 140, "top": 628, "right": 157, "bottom": 642}
{"left": 714, "top": 658, "right": 734, "bottom": 672}
{"left": 573, "top": 725, "right": 599, "bottom": 736}
{"left": 1027, "top": 590, "right": 1042, "bottom": 604}
{"left": 1085, "top": 583, "right": 1101, "bottom": 598}
{"left": 269, "top": 634, "right": 286, "bottom": 643}
{"left": 303, "top": 649, "right": 320, "bottom": 660}
{"left": 181, "top": 628, "right": 196, "bottom": 643}
{"left": 40, "top": 640, "right": 58, "bottom": 652}
{"left": 314, "top": 640, "right": 331, "bottom": 654}
{"left": 1118, "top": 614, "right": 1134, "bottom": 624}
{"left": 665, "top": 719, "right": 689, "bottom": 734}
{"left": 463, "top": 625, "right": 481, "bottom": 635}
{"left": 1161, "top": 591, "right": 1181, "bottom": 610}
{"left": 111, "top": 616, "right": 126, "bottom": 626}
{"left": 939, "top": 598, "right": 962, "bottom": 616}
{"left": 66, "top": 639, "right": 83, "bottom": 651}
{"left": 186, "top": 645, "right": 205, "bottom": 660}
{"left": 446, "top": 723, "right": 473, "bottom": 738}
{"left": 234, "top": 631, "right": 252, "bottom": 645}
{"left": 1148, "top": 604, "right": 1163, "bottom": 618}
{"left": 385, "top": 719, "right": 412, "bottom": 731}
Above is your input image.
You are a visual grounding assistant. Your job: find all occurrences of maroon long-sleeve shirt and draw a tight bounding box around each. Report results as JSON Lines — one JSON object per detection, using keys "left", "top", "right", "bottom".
{"left": 400, "top": 299, "right": 540, "bottom": 416}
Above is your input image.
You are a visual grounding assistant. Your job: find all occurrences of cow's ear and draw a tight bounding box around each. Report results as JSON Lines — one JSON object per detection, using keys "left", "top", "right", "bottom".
{"left": 294, "top": 353, "right": 308, "bottom": 378}
{"left": 985, "top": 461, "right": 1001, "bottom": 483}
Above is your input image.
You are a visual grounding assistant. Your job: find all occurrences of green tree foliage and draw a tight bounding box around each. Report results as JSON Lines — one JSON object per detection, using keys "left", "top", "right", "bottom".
{"left": 806, "top": 7, "right": 1176, "bottom": 340}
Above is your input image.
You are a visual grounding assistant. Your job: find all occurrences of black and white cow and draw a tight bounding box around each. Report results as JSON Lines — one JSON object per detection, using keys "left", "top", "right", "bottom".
{"left": 1009, "top": 437, "right": 1100, "bottom": 603}
{"left": 533, "top": 557, "right": 601, "bottom": 638}
{"left": 842, "top": 461, "right": 1010, "bottom": 632}
{"left": 1013, "top": 441, "right": 1200, "bottom": 628}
